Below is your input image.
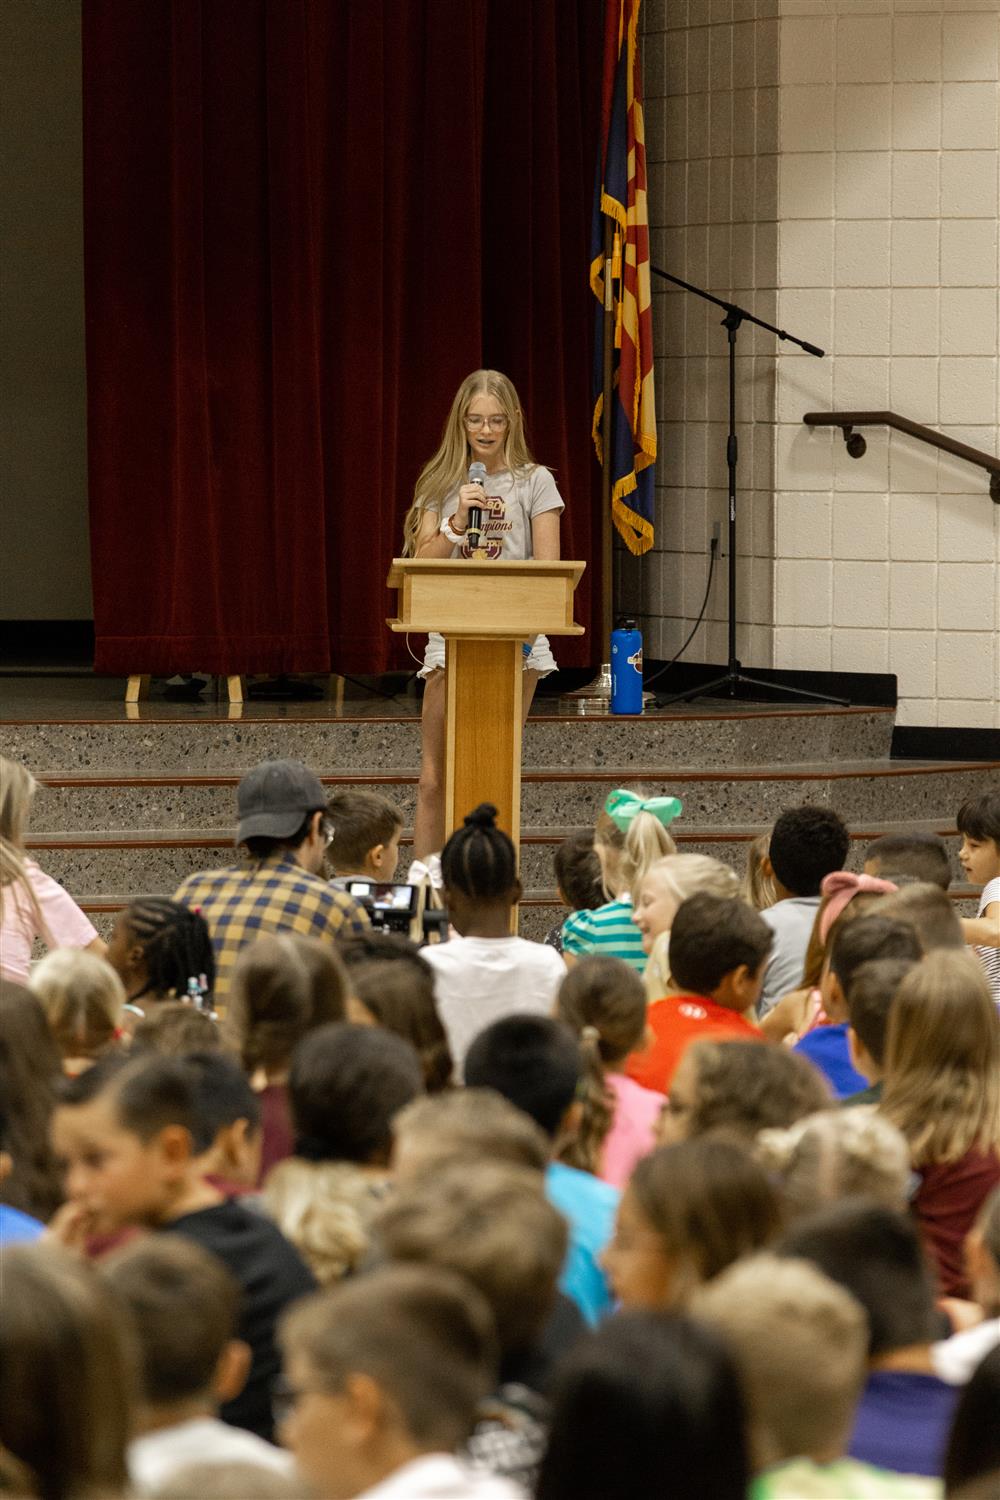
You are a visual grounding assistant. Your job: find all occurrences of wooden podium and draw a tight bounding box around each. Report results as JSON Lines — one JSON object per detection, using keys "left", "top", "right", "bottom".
{"left": 387, "top": 558, "right": 585, "bottom": 846}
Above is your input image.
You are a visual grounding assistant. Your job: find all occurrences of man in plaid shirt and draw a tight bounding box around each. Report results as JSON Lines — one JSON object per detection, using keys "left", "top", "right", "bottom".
{"left": 174, "top": 759, "right": 368, "bottom": 1001}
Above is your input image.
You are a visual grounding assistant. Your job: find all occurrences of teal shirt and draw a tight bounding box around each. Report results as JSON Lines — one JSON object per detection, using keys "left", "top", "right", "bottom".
{"left": 561, "top": 897, "right": 646, "bottom": 972}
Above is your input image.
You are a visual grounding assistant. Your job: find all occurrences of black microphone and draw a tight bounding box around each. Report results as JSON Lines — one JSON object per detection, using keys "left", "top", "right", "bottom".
{"left": 467, "top": 461, "right": 486, "bottom": 548}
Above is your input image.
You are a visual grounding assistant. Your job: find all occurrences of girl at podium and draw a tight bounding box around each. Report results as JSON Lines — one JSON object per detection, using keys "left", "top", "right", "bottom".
{"left": 403, "top": 370, "right": 564, "bottom": 858}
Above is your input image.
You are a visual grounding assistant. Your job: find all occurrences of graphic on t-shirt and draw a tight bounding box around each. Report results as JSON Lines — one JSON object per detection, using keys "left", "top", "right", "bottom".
{"left": 461, "top": 495, "right": 509, "bottom": 560}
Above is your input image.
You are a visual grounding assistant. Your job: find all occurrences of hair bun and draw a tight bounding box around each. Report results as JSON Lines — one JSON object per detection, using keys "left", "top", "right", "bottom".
{"left": 464, "top": 803, "right": 499, "bottom": 831}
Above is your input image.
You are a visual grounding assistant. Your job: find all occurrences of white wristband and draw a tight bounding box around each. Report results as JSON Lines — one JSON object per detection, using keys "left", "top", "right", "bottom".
{"left": 440, "top": 518, "right": 466, "bottom": 545}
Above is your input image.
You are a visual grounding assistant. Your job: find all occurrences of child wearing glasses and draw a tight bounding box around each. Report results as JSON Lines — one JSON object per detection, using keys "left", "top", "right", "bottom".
{"left": 402, "top": 369, "right": 564, "bottom": 858}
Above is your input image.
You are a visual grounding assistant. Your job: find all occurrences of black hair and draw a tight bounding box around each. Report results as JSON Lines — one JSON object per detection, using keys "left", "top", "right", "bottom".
{"left": 536, "top": 1311, "right": 749, "bottom": 1500}
{"left": 440, "top": 803, "right": 517, "bottom": 901}
{"left": 768, "top": 805, "right": 850, "bottom": 896}
{"left": 944, "top": 1344, "right": 1000, "bottom": 1497}
{"left": 243, "top": 810, "right": 324, "bottom": 862}
{"left": 778, "top": 1201, "right": 938, "bottom": 1357}
{"left": 289, "top": 1022, "right": 424, "bottom": 1165}
{"left": 845, "top": 958, "right": 917, "bottom": 1067}
{"left": 829, "top": 914, "right": 922, "bottom": 994}
{"left": 463, "top": 1015, "right": 581, "bottom": 1141}
{"left": 956, "top": 792, "right": 1000, "bottom": 847}
{"left": 180, "top": 1052, "right": 260, "bottom": 1148}
{"left": 553, "top": 831, "right": 604, "bottom": 912}
{"left": 121, "top": 898, "right": 216, "bottom": 1002}
{"left": 58, "top": 1055, "right": 206, "bottom": 1149}
{"left": 668, "top": 893, "right": 773, "bottom": 997}
{"left": 864, "top": 832, "right": 952, "bottom": 891}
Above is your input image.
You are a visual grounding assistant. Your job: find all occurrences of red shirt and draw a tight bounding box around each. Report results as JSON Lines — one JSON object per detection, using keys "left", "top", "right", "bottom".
{"left": 913, "top": 1148, "right": 1000, "bottom": 1299}
{"left": 626, "top": 994, "right": 762, "bottom": 1094}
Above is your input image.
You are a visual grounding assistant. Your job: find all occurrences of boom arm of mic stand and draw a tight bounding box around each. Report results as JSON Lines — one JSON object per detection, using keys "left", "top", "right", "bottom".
{"left": 650, "top": 264, "right": 825, "bottom": 358}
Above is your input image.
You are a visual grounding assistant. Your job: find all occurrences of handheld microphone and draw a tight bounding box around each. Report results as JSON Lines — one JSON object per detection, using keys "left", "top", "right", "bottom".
{"left": 467, "top": 461, "right": 487, "bottom": 548}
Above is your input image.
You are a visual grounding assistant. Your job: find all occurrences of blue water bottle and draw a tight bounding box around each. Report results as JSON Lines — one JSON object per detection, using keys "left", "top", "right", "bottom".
{"left": 610, "top": 618, "right": 643, "bottom": 715}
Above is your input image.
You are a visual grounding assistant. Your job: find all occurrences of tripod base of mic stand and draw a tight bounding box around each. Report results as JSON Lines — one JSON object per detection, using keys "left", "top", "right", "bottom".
{"left": 654, "top": 663, "right": 849, "bottom": 710}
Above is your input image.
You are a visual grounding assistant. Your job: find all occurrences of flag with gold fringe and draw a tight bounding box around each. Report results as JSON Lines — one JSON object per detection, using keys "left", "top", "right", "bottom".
{"left": 590, "top": 0, "right": 656, "bottom": 556}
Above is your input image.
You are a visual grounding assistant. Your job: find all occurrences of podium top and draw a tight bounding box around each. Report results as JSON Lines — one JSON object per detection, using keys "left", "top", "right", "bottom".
{"left": 387, "top": 557, "right": 586, "bottom": 637}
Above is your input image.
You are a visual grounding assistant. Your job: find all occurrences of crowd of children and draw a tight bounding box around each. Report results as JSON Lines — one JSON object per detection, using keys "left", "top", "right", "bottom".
{"left": 1, "top": 758, "right": 999, "bottom": 1499}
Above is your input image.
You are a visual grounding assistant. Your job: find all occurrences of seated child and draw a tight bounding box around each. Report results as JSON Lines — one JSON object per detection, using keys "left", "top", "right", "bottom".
{"left": 755, "top": 1107, "right": 911, "bottom": 1220}
{"left": 562, "top": 788, "right": 681, "bottom": 973}
{"left": 339, "top": 930, "right": 454, "bottom": 1092}
{"left": 0, "top": 983, "right": 64, "bottom": 1226}
{"left": 554, "top": 956, "right": 663, "bottom": 1188}
{"left": 262, "top": 1023, "right": 423, "bottom": 1284}
{"left": 225, "top": 933, "right": 349, "bottom": 1181}
{"left": 183, "top": 1051, "right": 263, "bottom": 1195}
{"left": 695, "top": 1252, "right": 938, "bottom": 1499}
{"left": 325, "top": 789, "right": 404, "bottom": 884}
{"left": 392, "top": 1088, "right": 550, "bottom": 1182}
{"left": 29, "top": 948, "right": 126, "bottom": 1075}
{"left": 864, "top": 831, "right": 952, "bottom": 891}
{"left": 633, "top": 853, "right": 740, "bottom": 1002}
{"left": 779, "top": 1202, "right": 959, "bottom": 1479}
{"left": 544, "top": 829, "right": 604, "bottom": 953}
{"left": 536, "top": 1313, "right": 750, "bottom": 1500}
{"left": 872, "top": 882, "right": 965, "bottom": 951}
{"left": 841, "top": 957, "right": 917, "bottom": 1106}
{"left": 105, "top": 898, "right": 216, "bottom": 1017}
{"left": 942, "top": 1345, "right": 1000, "bottom": 1500}
{"left": 103, "top": 1237, "right": 294, "bottom": 1492}
{"left": 603, "top": 1137, "right": 781, "bottom": 1311}
{"left": 793, "top": 914, "right": 921, "bottom": 1098}
{"left": 932, "top": 1186, "right": 1000, "bottom": 1385}
{"left": 130, "top": 1002, "right": 222, "bottom": 1057}
{"left": 374, "top": 1160, "right": 574, "bottom": 1492}
{"left": 420, "top": 804, "right": 565, "bottom": 1077}
{"left": 956, "top": 791, "right": 1000, "bottom": 1003}
{"left": 657, "top": 1036, "right": 830, "bottom": 1147}
{"left": 49, "top": 1054, "right": 316, "bottom": 1439}
{"left": 277, "top": 1263, "right": 523, "bottom": 1500}
{"left": 464, "top": 1015, "right": 619, "bottom": 1325}
{"left": 756, "top": 805, "right": 850, "bottom": 1015}
{"left": 743, "top": 831, "right": 778, "bottom": 911}
{"left": 625, "top": 893, "right": 771, "bottom": 1095}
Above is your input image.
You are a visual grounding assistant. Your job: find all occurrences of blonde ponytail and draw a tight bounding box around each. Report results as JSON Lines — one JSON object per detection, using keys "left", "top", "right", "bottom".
{"left": 0, "top": 756, "right": 49, "bottom": 943}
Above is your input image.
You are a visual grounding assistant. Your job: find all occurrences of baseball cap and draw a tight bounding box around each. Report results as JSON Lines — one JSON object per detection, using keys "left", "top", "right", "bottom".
{"left": 236, "top": 759, "right": 328, "bottom": 844}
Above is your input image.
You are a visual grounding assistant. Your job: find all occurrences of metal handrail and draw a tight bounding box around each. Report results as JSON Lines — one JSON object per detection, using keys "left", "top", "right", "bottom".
{"left": 803, "top": 410, "right": 1000, "bottom": 503}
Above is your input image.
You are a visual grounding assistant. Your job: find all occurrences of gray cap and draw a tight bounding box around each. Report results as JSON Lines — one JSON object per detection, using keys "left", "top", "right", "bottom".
{"left": 236, "top": 759, "right": 327, "bottom": 844}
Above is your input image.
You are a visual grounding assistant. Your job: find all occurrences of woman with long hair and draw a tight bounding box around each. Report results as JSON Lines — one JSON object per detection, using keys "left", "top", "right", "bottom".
{"left": 880, "top": 948, "right": 1000, "bottom": 1299}
{"left": 0, "top": 755, "right": 106, "bottom": 983}
{"left": 402, "top": 370, "right": 563, "bottom": 859}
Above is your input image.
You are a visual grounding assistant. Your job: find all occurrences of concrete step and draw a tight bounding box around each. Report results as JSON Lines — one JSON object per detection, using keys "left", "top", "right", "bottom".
{"left": 5, "top": 705, "right": 896, "bottom": 775}
{"left": 28, "top": 818, "right": 973, "bottom": 897}
{"left": 31, "top": 760, "right": 1000, "bottom": 833}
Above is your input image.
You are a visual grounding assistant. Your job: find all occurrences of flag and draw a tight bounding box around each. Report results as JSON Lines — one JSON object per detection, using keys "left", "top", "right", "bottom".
{"left": 590, "top": 0, "right": 656, "bottom": 556}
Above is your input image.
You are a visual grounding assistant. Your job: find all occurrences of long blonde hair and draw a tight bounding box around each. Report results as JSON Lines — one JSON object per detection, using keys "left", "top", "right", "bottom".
{"left": 881, "top": 949, "right": 1000, "bottom": 1165}
{"left": 0, "top": 755, "right": 48, "bottom": 941}
{"left": 402, "top": 369, "right": 535, "bottom": 555}
{"left": 594, "top": 789, "right": 678, "bottom": 902}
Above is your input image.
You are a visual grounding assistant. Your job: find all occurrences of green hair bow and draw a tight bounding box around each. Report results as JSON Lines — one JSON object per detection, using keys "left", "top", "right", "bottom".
{"left": 604, "top": 788, "right": 683, "bottom": 832}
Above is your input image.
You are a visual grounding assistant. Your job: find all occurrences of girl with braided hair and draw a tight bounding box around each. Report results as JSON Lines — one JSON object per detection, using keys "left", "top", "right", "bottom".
{"left": 105, "top": 897, "right": 215, "bottom": 1016}
{"left": 421, "top": 803, "right": 565, "bottom": 1078}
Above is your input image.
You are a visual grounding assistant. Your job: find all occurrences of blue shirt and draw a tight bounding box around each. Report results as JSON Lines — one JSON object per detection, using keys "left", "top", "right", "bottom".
{"left": 794, "top": 1022, "right": 868, "bottom": 1099}
{"left": 849, "top": 1370, "right": 959, "bottom": 1478}
{"left": 0, "top": 1203, "right": 45, "bottom": 1244}
{"left": 545, "top": 1162, "right": 618, "bottom": 1325}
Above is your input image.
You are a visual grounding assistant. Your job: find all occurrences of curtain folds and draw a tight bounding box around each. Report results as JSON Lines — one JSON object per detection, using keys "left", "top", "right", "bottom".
{"left": 83, "top": 0, "right": 602, "bottom": 675}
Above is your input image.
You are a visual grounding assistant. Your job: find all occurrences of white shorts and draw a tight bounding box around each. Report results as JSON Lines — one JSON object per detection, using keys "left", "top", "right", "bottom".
{"left": 418, "top": 632, "right": 558, "bottom": 680}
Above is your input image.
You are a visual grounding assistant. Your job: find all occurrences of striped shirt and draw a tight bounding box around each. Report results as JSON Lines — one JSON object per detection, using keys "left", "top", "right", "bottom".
{"left": 175, "top": 855, "right": 367, "bottom": 1001}
{"left": 974, "top": 876, "right": 1000, "bottom": 1006}
{"left": 561, "top": 897, "right": 647, "bottom": 972}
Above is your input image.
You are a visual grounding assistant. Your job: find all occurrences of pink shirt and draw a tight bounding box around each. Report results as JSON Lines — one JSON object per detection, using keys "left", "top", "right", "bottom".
{"left": 0, "top": 860, "right": 98, "bottom": 984}
{"left": 599, "top": 1072, "right": 665, "bottom": 1189}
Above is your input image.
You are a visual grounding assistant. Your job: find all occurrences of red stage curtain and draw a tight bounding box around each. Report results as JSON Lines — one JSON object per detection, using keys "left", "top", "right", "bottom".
{"left": 82, "top": 0, "right": 602, "bottom": 675}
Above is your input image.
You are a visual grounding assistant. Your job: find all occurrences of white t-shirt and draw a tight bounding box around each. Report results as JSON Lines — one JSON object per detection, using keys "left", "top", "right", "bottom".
{"left": 128, "top": 1416, "right": 295, "bottom": 1495}
{"left": 0, "top": 859, "right": 99, "bottom": 983}
{"left": 423, "top": 934, "right": 566, "bottom": 1077}
{"left": 974, "top": 876, "right": 1000, "bottom": 1006}
{"left": 357, "top": 1453, "right": 525, "bottom": 1499}
{"left": 441, "top": 466, "right": 564, "bottom": 561}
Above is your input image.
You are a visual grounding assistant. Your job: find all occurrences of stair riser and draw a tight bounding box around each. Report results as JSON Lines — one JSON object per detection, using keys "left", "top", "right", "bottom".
{"left": 7, "top": 710, "right": 894, "bottom": 776}
{"left": 36, "top": 830, "right": 969, "bottom": 898}
{"left": 31, "top": 766, "right": 999, "bottom": 834}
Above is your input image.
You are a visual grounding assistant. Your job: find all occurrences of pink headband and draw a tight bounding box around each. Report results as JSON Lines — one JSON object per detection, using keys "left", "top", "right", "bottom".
{"left": 818, "top": 871, "right": 898, "bottom": 944}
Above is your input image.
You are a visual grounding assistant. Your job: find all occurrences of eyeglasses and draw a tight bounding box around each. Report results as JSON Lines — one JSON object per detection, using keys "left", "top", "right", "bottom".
{"left": 464, "top": 413, "right": 509, "bottom": 431}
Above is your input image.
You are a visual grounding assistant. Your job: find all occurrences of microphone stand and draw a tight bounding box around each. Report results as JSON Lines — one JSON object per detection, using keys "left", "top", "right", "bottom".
{"left": 649, "top": 266, "right": 848, "bottom": 709}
